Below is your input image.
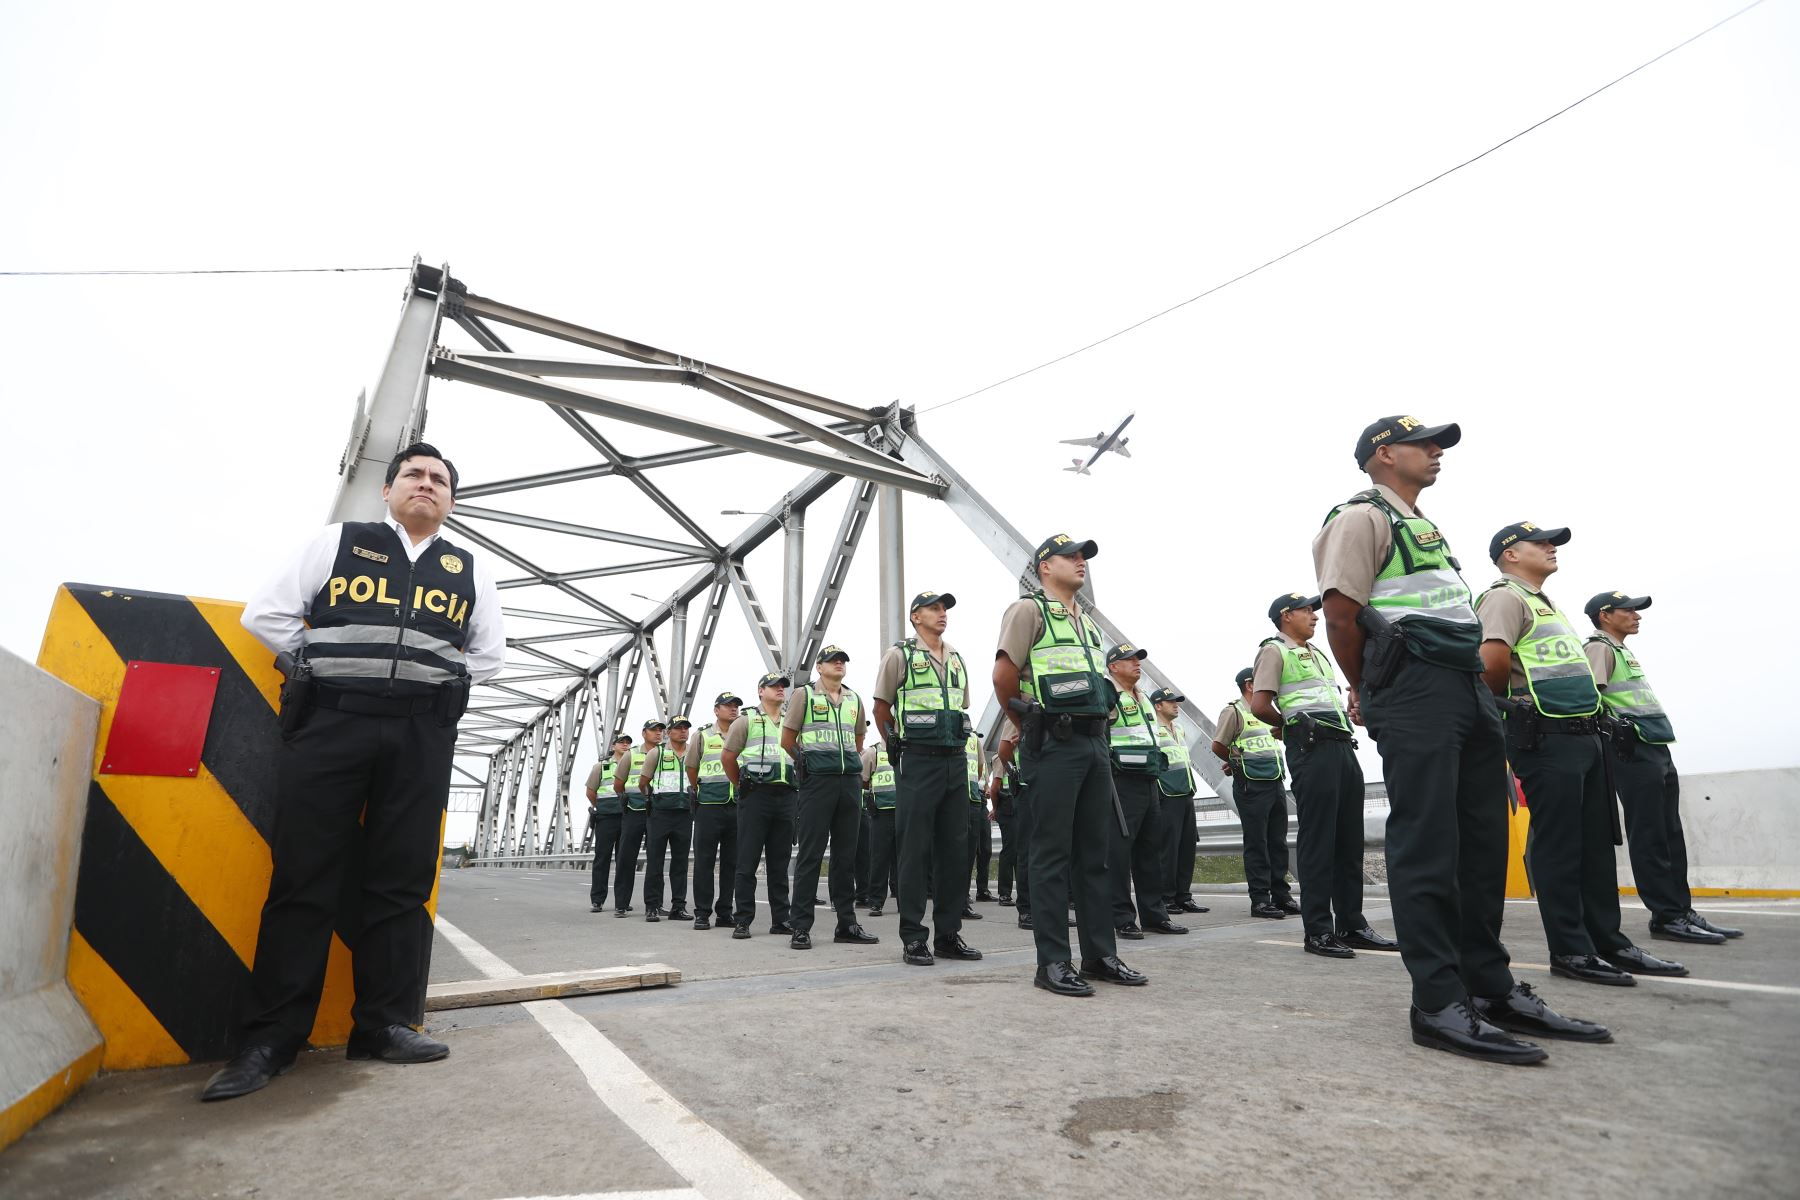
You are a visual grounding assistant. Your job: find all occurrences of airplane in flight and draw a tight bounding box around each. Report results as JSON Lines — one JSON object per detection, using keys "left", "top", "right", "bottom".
{"left": 1060, "top": 412, "right": 1135, "bottom": 474}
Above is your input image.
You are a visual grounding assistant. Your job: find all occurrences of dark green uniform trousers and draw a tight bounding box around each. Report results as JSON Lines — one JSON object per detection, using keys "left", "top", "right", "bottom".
{"left": 854, "top": 808, "right": 873, "bottom": 903}
{"left": 1160, "top": 791, "right": 1198, "bottom": 907}
{"left": 994, "top": 800, "right": 1017, "bottom": 897}
{"left": 733, "top": 784, "right": 796, "bottom": 927}
{"left": 1012, "top": 787, "right": 1033, "bottom": 916}
{"left": 1611, "top": 742, "right": 1691, "bottom": 925}
{"left": 1232, "top": 776, "right": 1293, "bottom": 907}
{"left": 791, "top": 773, "right": 861, "bottom": 935}
{"left": 588, "top": 811, "right": 622, "bottom": 907}
{"left": 615, "top": 808, "right": 649, "bottom": 910}
{"left": 692, "top": 802, "right": 737, "bottom": 922}
{"left": 1362, "top": 659, "right": 1514, "bottom": 1010}
{"left": 896, "top": 749, "right": 969, "bottom": 944}
{"left": 1022, "top": 730, "right": 1116, "bottom": 967}
{"left": 1109, "top": 773, "right": 1170, "bottom": 928}
{"left": 1284, "top": 734, "right": 1366, "bottom": 938}
{"left": 644, "top": 807, "right": 692, "bottom": 911}
{"left": 867, "top": 807, "right": 899, "bottom": 907}
{"left": 966, "top": 803, "right": 992, "bottom": 898}
{"left": 1512, "top": 729, "right": 1629, "bottom": 958}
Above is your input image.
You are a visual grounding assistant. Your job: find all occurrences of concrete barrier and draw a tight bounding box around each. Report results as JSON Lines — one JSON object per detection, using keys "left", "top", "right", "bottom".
{"left": 0, "top": 647, "right": 104, "bottom": 1151}
{"left": 1615, "top": 767, "right": 1799, "bottom": 895}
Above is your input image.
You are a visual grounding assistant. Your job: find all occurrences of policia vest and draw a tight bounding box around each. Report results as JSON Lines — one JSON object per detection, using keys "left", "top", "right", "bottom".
{"left": 1227, "top": 699, "right": 1283, "bottom": 782}
{"left": 1476, "top": 580, "right": 1601, "bottom": 718}
{"left": 1587, "top": 638, "right": 1676, "bottom": 744}
{"left": 301, "top": 521, "right": 475, "bottom": 696}
{"left": 1154, "top": 721, "right": 1198, "bottom": 797}
{"left": 1262, "top": 638, "right": 1351, "bottom": 731}
{"left": 647, "top": 742, "right": 690, "bottom": 812}
{"left": 1324, "top": 491, "right": 1483, "bottom": 671}
{"left": 1020, "top": 596, "right": 1110, "bottom": 717}
{"left": 695, "top": 725, "right": 736, "bottom": 803}
{"left": 1108, "top": 688, "right": 1161, "bottom": 774}
{"left": 593, "top": 759, "right": 623, "bottom": 816}
{"left": 893, "top": 639, "right": 972, "bottom": 747}
{"left": 737, "top": 711, "right": 794, "bottom": 788}
{"left": 868, "top": 748, "right": 898, "bottom": 810}
{"left": 795, "top": 684, "right": 861, "bottom": 774}
{"left": 965, "top": 735, "right": 984, "bottom": 803}
{"left": 620, "top": 749, "right": 650, "bottom": 812}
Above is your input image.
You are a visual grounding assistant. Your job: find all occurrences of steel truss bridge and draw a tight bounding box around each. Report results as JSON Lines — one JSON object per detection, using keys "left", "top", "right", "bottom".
{"left": 331, "top": 259, "right": 1230, "bottom": 861}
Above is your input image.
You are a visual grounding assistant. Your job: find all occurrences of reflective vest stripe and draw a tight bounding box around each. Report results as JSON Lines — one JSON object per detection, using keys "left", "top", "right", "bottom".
{"left": 1485, "top": 580, "right": 1601, "bottom": 718}
{"left": 1590, "top": 638, "right": 1676, "bottom": 743}
{"left": 1271, "top": 641, "right": 1349, "bottom": 729}
{"left": 797, "top": 686, "right": 860, "bottom": 774}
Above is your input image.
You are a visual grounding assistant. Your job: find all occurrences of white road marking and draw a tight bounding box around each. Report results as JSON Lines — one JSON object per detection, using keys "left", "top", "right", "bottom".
{"left": 494, "top": 1192, "right": 704, "bottom": 1200}
{"left": 437, "top": 917, "right": 802, "bottom": 1200}
{"left": 1254, "top": 939, "right": 1800, "bottom": 997}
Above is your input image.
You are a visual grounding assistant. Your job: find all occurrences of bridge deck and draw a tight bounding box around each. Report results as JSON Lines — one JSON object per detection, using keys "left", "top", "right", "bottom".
{"left": 5, "top": 871, "right": 1796, "bottom": 1199}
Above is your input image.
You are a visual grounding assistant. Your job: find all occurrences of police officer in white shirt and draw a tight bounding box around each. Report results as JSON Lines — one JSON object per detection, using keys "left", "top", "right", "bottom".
{"left": 202, "top": 443, "right": 503, "bottom": 1101}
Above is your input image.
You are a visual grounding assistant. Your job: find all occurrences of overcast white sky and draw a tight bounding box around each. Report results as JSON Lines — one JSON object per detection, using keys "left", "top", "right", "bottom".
{"left": 3, "top": 2, "right": 1794, "bottom": 843}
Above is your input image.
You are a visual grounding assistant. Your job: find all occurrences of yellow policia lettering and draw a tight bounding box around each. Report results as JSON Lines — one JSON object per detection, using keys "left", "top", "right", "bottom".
{"left": 415, "top": 587, "right": 449, "bottom": 615}
{"left": 347, "top": 576, "right": 375, "bottom": 603}
{"left": 374, "top": 577, "right": 398, "bottom": 606}
{"left": 1397, "top": 416, "right": 1423, "bottom": 432}
{"left": 327, "top": 577, "right": 347, "bottom": 605}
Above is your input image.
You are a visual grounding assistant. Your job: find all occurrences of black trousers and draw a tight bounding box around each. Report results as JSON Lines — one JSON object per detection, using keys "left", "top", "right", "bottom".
{"left": 1612, "top": 743, "right": 1691, "bottom": 925}
{"left": 1160, "top": 792, "right": 1198, "bottom": 905}
{"left": 644, "top": 807, "right": 693, "bottom": 912}
{"left": 1109, "top": 773, "right": 1169, "bottom": 928}
{"left": 1514, "top": 731, "right": 1628, "bottom": 958}
{"left": 244, "top": 706, "right": 452, "bottom": 1050}
{"left": 615, "top": 808, "right": 649, "bottom": 910}
{"left": 854, "top": 808, "right": 873, "bottom": 902}
{"left": 867, "top": 807, "right": 899, "bottom": 906}
{"left": 1363, "top": 659, "right": 1513, "bottom": 1010}
{"left": 995, "top": 804, "right": 1017, "bottom": 896}
{"left": 1285, "top": 734, "right": 1366, "bottom": 938}
{"left": 1233, "top": 777, "right": 1293, "bottom": 906}
{"left": 896, "top": 751, "right": 969, "bottom": 945}
{"left": 1021, "top": 731, "right": 1116, "bottom": 967}
{"left": 588, "top": 811, "right": 622, "bottom": 906}
{"left": 1013, "top": 788, "right": 1033, "bottom": 916}
{"left": 692, "top": 803, "right": 738, "bottom": 922}
{"left": 792, "top": 773, "right": 861, "bottom": 934}
{"left": 734, "top": 784, "right": 796, "bottom": 928}
{"left": 967, "top": 803, "right": 993, "bottom": 897}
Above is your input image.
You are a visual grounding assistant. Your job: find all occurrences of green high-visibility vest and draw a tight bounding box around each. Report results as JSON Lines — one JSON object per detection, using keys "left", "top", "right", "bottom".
{"left": 1266, "top": 638, "right": 1350, "bottom": 731}
{"left": 1021, "top": 595, "right": 1110, "bottom": 716}
{"left": 965, "top": 734, "right": 984, "bottom": 803}
{"left": 738, "top": 711, "right": 794, "bottom": 787}
{"left": 1325, "top": 490, "right": 1482, "bottom": 670}
{"left": 621, "top": 748, "right": 649, "bottom": 811}
{"left": 1228, "top": 699, "right": 1284, "bottom": 781}
{"left": 696, "top": 726, "right": 735, "bottom": 803}
{"left": 592, "top": 759, "right": 623, "bottom": 816}
{"left": 796, "top": 684, "right": 861, "bottom": 774}
{"left": 1587, "top": 637, "right": 1675, "bottom": 744}
{"left": 895, "top": 639, "right": 970, "bottom": 747}
{"left": 1108, "top": 688, "right": 1161, "bottom": 774}
{"left": 869, "top": 748, "right": 898, "bottom": 810}
{"left": 1478, "top": 579, "right": 1600, "bottom": 718}
{"left": 1154, "top": 720, "right": 1198, "bottom": 797}
{"left": 648, "top": 743, "right": 689, "bottom": 811}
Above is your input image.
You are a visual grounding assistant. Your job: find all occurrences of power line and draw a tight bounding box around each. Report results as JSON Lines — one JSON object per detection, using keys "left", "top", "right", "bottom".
{"left": 0, "top": 265, "right": 410, "bottom": 277}
{"left": 919, "top": 0, "right": 1767, "bottom": 415}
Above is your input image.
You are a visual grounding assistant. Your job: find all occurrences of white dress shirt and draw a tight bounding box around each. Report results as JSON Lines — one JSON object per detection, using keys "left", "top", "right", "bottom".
{"left": 241, "top": 514, "right": 505, "bottom": 684}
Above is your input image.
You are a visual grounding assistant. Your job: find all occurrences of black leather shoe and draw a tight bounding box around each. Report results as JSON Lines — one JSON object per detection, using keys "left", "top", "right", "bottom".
{"left": 1605, "top": 944, "right": 1688, "bottom": 977}
{"left": 1116, "top": 923, "right": 1145, "bottom": 940}
{"left": 933, "top": 935, "right": 983, "bottom": 960}
{"left": 1305, "top": 933, "right": 1355, "bottom": 959}
{"left": 644, "top": 907, "right": 662, "bottom": 923}
{"left": 976, "top": 891, "right": 996, "bottom": 902}
{"left": 346, "top": 1025, "right": 449, "bottom": 1064}
{"left": 1080, "top": 956, "right": 1149, "bottom": 986}
{"left": 1549, "top": 953, "right": 1636, "bottom": 986}
{"left": 1251, "top": 903, "right": 1287, "bottom": 919}
{"left": 667, "top": 906, "right": 691, "bottom": 921}
{"left": 1472, "top": 982, "right": 1611, "bottom": 1043}
{"left": 1177, "top": 899, "right": 1210, "bottom": 914}
{"left": 903, "top": 940, "right": 935, "bottom": 966}
{"left": 769, "top": 922, "right": 794, "bottom": 935}
{"left": 835, "top": 924, "right": 879, "bottom": 944}
{"left": 1339, "top": 925, "right": 1400, "bottom": 952}
{"left": 732, "top": 924, "right": 752, "bottom": 939}
{"left": 1278, "top": 898, "right": 1302, "bottom": 915}
{"left": 693, "top": 915, "right": 711, "bottom": 930}
{"left": 589, "top": 902, "right": 605, "bottom": 913}
{"left": 199, "top": 1045, "right": 295, "bottom": 1101}
{"left": 1034, "top": 961, "right": 1094, "bottom": 997}
{"left": 1145, "top": 919, "right": 1189, "bottom": 935}
{"left": 1017, "top": 913, "right": 1035, "bottom": 930}
{"left": 1688, "top": 909, "right": 1743, "bottom": 939}
{"left": 613, "top": 908, "right": 630, "bottom": 918}
{"left": 960, "top": 904, "right": 984, "bottom": 920}
{"left": 1410, "top": 1001, "right": 1547, "bottom": 1065}
{"left": 790, "top": 931, "right": 812, "bottom": 950}
{"left": 1650, "top": 917, "right": 1725, "bottom": 945}
{"left": 998, "top": 894, "right": 1015, "bottom": 906}
{"left": 866, "top": 905, "right": 884, "bottom": 917}
{"left": 812, "top": 895, "right": 824, "bottom": 907}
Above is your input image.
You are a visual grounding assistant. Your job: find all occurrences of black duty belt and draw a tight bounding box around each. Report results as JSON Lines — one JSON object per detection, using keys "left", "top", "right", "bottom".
{"left": 1064, "top": 716, "right": 1109, "bottom": 736}
{"left": 902, "top": 744, "right": 962, "bottom": 757}
{"left": 312, "top": 687, "right": 437, "bottom": 717}
{"left": 1286, "top": 721, "right": 1354, "bottom": 743}
{"left": 1540, "top": 715, "right": 1601, "bottom": 735}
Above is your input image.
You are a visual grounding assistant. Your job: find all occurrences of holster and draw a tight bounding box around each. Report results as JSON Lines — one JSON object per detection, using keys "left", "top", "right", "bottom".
{"left": 1603, "top": 714, "right": 1639, "bottom": 762}
{"left": 1501, "top": 699, "right": 1543, "bottom": 752}
{"left": 274, "top": 651, "right": 314, "bottom": 737}
{"left": 1356, "top": 605, "right": 1406, "bottom": 691}
{"left": 435, "top": 670, "right": 472, "bottom": 727}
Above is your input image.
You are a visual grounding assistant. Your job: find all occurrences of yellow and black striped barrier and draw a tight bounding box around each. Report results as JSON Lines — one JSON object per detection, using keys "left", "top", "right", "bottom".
{"left": 37, "top": 582, "right": 445, "bottom": 1069}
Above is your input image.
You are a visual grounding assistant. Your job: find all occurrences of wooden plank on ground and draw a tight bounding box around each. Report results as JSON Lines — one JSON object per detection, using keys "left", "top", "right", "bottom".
{"left": 425, "top": 963, "right": 681, "bottom": 1011}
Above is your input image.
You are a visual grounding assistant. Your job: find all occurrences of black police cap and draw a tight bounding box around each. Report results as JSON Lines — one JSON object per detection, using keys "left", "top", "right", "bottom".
{"left": 1268, "top": 592, "right": 1322, "bottom": 624}
{"left": 1584, "top": 591, "right": 1652, "bottom": 623}
{"left": 1034, "top": 533, "right": 1098, "bottom": 563}
{"left": 1355, "top": 415, "right": 1461, "bottom": 469}
{"left": 1489, "top": 521, "right": 1571, "bottom": 563}
{"left": 1106, "top": 642, "right": 1147, "bottom": 665}
{"left": 757, "top": 672, "right": 791, "bottom": 689}
{"left": 1234, "top": 667, "right": 1255, "bottom": 689}
{"left": 1149, "top": 687, "right": 1184, "bottom": 704}
{"left": 909, "top": 590, "right": 957, "bottom": 613}
{"left": 713, "top": 691, "right": 745, "bottom": 707}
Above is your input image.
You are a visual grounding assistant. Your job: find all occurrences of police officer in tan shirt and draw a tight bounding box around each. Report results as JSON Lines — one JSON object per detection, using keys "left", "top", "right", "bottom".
{"left": 1212, "top": 669, "right": 1296, "bottom": 919}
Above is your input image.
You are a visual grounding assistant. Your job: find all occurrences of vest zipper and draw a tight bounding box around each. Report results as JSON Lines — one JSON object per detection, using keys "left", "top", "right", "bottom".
{"left": 388, "top": 550, "right": 418, "bottom": 696}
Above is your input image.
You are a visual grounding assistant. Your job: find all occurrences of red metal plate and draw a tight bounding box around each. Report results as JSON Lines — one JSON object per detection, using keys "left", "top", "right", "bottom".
{"left": 99, "top": 660, "right": 222, "bottom": 777}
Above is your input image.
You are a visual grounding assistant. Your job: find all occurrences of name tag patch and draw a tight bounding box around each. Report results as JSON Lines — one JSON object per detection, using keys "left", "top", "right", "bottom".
{"left": 351, "top": 545, "right": 390, "bottom": 563}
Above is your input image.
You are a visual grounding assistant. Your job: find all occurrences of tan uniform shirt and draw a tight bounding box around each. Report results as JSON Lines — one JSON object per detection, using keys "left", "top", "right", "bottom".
{"left": 683, "top": 730, "right": 708, "bottom": 771}
{"left": 584, "top": 761, "right": 606, "bottom": 793}
{"left": 860, "top": 745, "right": 882, "bottom": 785}
{"left": 638, "top": 740, "right": 683, "bottom": 786}
{"left": 1213, "top": 703, "right": 1243, "bottom": 746}
{"left": 1583, "top": 633, "right": 1625, "bottom": 685}
{"left": 1313, "top": 482, "right": 1422, "bottom": 605}
{"left": 1476, "top": 571, "right": 1566, "bottom": 694}
{"left": 780, "top": 682, "right": 863, "bottom": 732}
{"left": 1250, "top": 633, "right": 1303, "bottom": 696}
{"left": 723, "top": 708, "right": 780, "bottom": 754}
{"left": 873, "top": 639, "right": 962, "bottom": 704}
{"left": 995, "top": 596, "right": 1102, "bottom": 687}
